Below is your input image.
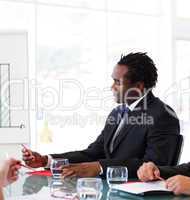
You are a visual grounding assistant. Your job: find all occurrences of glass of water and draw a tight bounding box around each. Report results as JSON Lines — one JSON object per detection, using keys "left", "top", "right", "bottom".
{"left": 106, "top": 166, "right": 128, "bottom": 188}
{"left": 77, "top": 178, "right": 103, "bottom": 200}
{"left": 50, "top": 158, "right": 69, "bottom": 179}
{"left": 50, "top": 177, "right": 77, "bottom": 199}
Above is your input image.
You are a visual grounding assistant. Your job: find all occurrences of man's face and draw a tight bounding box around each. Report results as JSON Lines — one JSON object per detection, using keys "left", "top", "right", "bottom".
{"left": 111, "top": 64, "right": 143, "bottom": 104}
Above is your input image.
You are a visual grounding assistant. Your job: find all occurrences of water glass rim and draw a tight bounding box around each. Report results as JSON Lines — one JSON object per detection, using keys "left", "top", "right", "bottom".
{"left": 51, "top": 158, "right": 69, "bottom": 165}
{"left": 77, "top": 177, "right": 102, "bottom": 182}
{"left": 52, "top": 158, "right": 69, "bottom": 161}
{"left": 107, "top": 166, "right": 128, "bottom": 169}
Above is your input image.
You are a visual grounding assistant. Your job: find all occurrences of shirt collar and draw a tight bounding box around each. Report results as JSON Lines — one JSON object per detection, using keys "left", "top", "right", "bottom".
{"left": 127, "top": 92, "right": 148, "bottom": 111}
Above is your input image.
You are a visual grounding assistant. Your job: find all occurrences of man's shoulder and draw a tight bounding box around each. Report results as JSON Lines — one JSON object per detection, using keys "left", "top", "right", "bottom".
{"left": 148, "top": 97, "right": 176, "bottom": 115}
{"left": 146, "top": 96, "right": 179, "bottom": 126}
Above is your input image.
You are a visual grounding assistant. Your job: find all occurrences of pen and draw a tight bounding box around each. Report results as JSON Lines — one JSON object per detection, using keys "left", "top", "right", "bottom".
{"left": 19, "top": 163, "right": 36, "bottom": 171}
{"left": 21, "top": 144, "right": 35, "bottom": 160}
{"left": 20, "top": 163, "right": 31, "bottom": 169}
{"left": 155, "top": 175, "right": 165, "bottom": 181}
{"left": 21, "top": 144, "right": 28, "bottom": 150}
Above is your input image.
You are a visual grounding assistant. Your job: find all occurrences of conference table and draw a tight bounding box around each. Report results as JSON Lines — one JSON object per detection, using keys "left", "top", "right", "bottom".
{"left": 4, "top": 170, "right": 190, "bottom": 200}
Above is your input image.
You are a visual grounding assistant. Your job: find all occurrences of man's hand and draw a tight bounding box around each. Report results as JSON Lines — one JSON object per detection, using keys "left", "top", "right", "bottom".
{"left": 62, "top": 162, "right": 101, "bottom": 178}
{"left": 0, "top": 158, "right": 21, "bottom": 187}
{"left": 137, "top": 162, "right": 160, "bottom": 182}
{"left": 166, "top": 175, "right": 190, "bottom": 195}
{"left": 22, "top": 148, "right": 48, "bottom": 168}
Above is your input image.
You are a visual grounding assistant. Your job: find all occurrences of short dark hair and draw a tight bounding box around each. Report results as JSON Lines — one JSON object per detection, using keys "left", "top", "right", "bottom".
{"left": 117, "top": 52, "right": 158, "bottom": 89}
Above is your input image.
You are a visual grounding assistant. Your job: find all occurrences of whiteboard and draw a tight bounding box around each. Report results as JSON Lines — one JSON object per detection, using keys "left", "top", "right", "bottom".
{"left": 0, "top": 31, "right": 30, "bottom": 144}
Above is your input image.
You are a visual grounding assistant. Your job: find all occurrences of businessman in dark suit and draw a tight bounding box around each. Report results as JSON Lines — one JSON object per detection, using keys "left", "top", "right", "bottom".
{"left": 137, "top": 162, "right": 190, "bottom": 195}
{"left": 22, "top": 52, "right": 180, "bottom": 178}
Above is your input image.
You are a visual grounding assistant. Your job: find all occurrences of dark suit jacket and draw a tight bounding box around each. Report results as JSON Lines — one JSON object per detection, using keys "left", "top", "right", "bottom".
{"left": 159, "top": 163, "right": 190, "bottom": 179}
{"left": 51, "top": 91, "right": 180, "bottom": 178}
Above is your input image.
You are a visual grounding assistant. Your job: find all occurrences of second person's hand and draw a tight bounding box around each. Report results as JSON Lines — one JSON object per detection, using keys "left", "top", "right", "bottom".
{"left": 166, "top": 175, "right": 190, "bottom": 195}
{"left": 137, "top": 162, "right": 161, "bottom": 182}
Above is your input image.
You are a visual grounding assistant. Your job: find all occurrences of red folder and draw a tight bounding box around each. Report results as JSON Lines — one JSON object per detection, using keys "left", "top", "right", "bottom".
{"left": 27, "top": 170, "right": 52, "bottom": 177}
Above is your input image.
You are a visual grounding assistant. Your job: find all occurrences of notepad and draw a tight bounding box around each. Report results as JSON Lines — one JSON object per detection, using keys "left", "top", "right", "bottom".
{"left": 112, "top": 181, "right": 171, "bottom": 196}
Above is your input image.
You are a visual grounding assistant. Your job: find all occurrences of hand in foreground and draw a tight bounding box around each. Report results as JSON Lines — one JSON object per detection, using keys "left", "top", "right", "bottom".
{"left": 166, "top": 175, "right": 190, "bottom": 195}
{"left": 62, "top": 162, "right": 101, "bottom": 178}
{"left": 137, "top": 162, "right": 161, "bottom": 182}
{"left": 22, "top": 148, "right": 48, "bottom": 168}
{"left": 0, "top": 158, "right": 21, "bottom": 187}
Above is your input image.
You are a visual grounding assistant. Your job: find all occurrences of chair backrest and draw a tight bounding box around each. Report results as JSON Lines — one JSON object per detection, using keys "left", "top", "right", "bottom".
{"left": 171, "top": 134, "right": 184, "bottom": 165}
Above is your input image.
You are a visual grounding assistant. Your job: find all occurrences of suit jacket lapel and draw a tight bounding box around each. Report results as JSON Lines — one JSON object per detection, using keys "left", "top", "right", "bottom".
{"left": 111, "top": 111, "right": 133, "bottom": 153}
{"left": 104, "top": 109, "right": 123, "bottom": 155}
{"left": 110, "top": 91, "right": 156, "bottom": 153}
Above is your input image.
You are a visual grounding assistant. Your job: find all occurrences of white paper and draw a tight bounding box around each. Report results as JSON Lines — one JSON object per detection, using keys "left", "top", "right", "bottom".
{"left": 112, "top": 181, "right": 170, "bottom": 195}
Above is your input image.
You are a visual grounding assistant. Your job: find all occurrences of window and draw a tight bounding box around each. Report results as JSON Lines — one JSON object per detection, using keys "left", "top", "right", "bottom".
{"left": 36, "top": 5, "right": 107, "bottom": 153}
{"left": 175, "top": 1, "right": 190, "bottom": 163}
{"left": 38, "top": 0, "right": 105, "bottom": 9}
{"left": 176, "top": 0, "right": 190, "bottom": 19}
{"left": 108, "top": 0, "right": 160, "bottom": 15}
